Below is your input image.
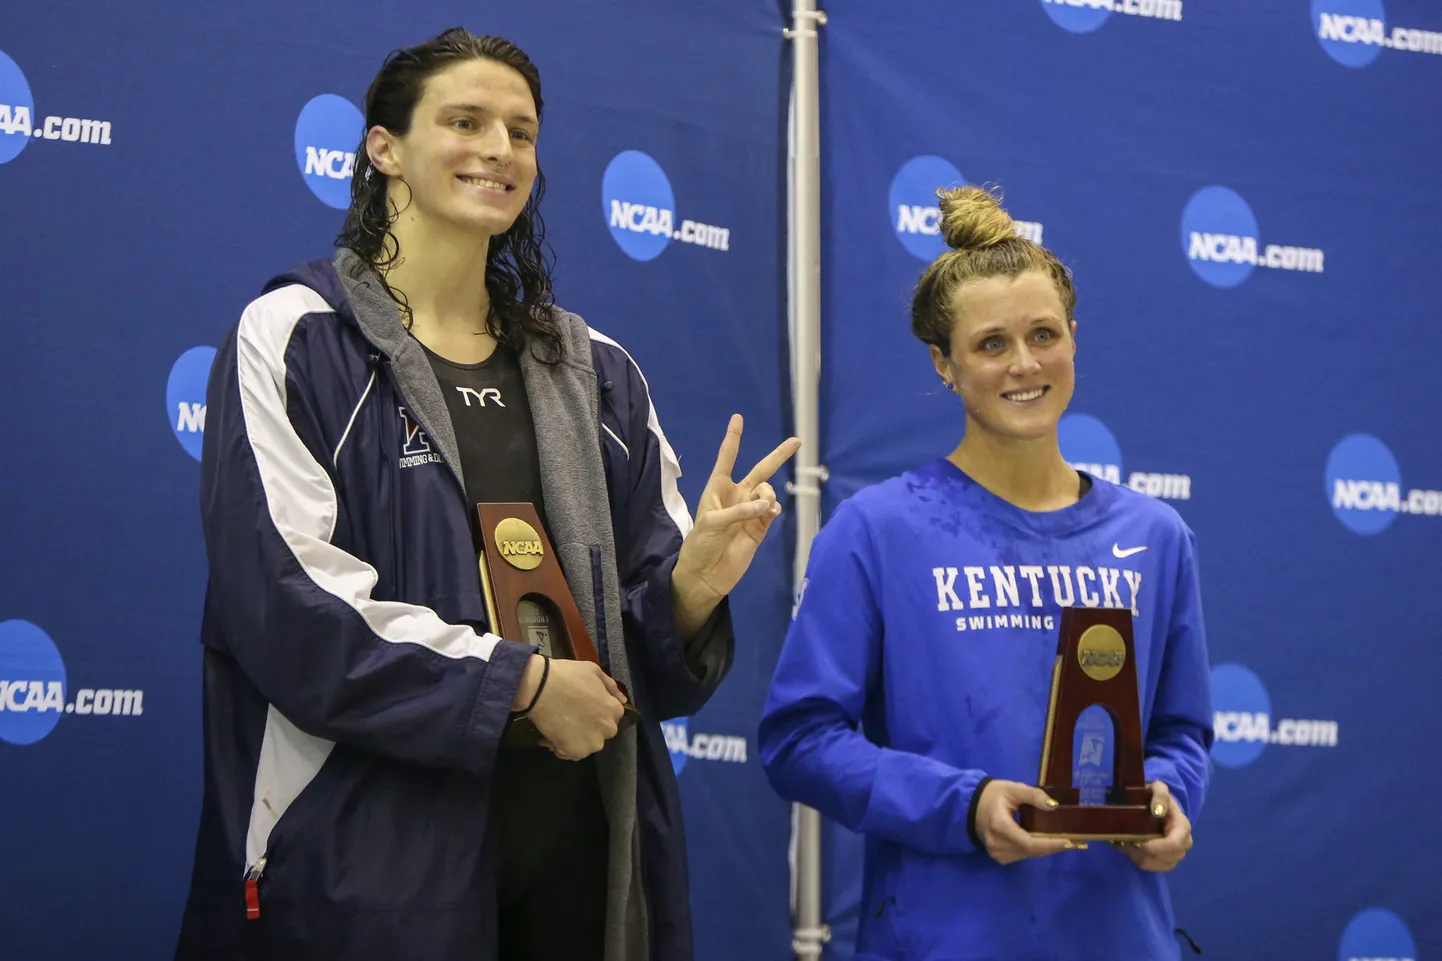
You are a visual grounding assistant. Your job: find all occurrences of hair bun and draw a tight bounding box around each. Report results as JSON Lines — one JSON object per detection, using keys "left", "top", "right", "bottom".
{"left": 936, "top": 184, "right": 1017, "bottom": 251}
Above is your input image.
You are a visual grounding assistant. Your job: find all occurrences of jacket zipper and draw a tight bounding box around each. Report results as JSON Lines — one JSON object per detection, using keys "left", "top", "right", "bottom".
{"left": 373, "top": 356, "right": 404, "bottom": 589}
{"left": 589, "top": 546, "right": 610, "bottom": 671}
{"left": 244, "top": 857, "right": 267, "bottom": 920}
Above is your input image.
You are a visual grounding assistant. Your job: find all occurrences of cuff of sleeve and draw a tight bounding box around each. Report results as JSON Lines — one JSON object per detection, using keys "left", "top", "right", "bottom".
{"left": 647, "top": 552, "right": 735, "bottom": 684}
{"left": 861, "top": 751, "right": 989, "bottom": 855}
{"left": 465, "top": 638, "right": 537, "bottom": 776}
{"left": 967, "top": 775, "right": 994, "bottom": 852}
{"left": 682, "top": 594, "right": 733, "bottom": 679}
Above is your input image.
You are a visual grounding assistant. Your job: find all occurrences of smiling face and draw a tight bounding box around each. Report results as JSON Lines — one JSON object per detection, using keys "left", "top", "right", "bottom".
{"left": 930, "top": 269, "right": 1077, "bottom": 444}
{"left": 366, "top": 57, "right": 539, "bottom": 239}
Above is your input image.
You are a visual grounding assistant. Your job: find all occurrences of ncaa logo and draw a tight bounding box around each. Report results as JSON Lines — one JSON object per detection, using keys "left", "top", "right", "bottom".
{"left": 1313, "top": 0, "right": 1388, "bottom": 68}
{"left": 663, "top": 718, "right": 689, "bottom": 774}
{"left": 1338, "top": 908, "right": 1415, "bottom": 961}
{"left": 295, "top": 94, "right": 364, "bottom": 209}
{"left": 168, "top": 346, "right": 216, "bottom": 461}
{"left": 890, "top": 155, "right": 966, "bottom": 261}
{"left": 1058, "top": 413, "right": 1123, "bottom": 485}
{"left": 0, "top": 50, "right": 34, "bottom": 165}
{"left": 1326, "top": 433, "right": 1401, "bottom": 535}
{"left": 602, "top": 151, "right": 675, "bottom": 262}
{"left": 0, "top": 620, "right": 67, "bottom": 746}
{"left": 1181, "top": 187, "right": 1260, "bottom": 288}
{"left": 1209, "top": 663, "right": 1272, "bottom": 768}
{"left": 1042, "top": 0, "right": 1113, "bottom": 34}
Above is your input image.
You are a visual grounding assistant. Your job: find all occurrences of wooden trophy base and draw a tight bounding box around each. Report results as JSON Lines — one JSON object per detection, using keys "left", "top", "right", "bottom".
{"left": 1018, "top": 799, "right": 1163, "bottom": 842}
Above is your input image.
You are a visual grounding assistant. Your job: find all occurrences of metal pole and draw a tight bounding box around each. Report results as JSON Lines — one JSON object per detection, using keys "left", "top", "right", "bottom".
{"left": 784, "top": 2, "right": 828, "bottom": 959}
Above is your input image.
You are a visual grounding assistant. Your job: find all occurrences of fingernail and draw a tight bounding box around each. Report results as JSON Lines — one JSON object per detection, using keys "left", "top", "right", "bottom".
{"left": 1152, "top": 803, "right": 1166, "bottom": 818}
{"left": 1062, "top": 840, "right": 1075, "bottom": 849}
{"left": 1047, "top": 797, "right": 1059, "bottom": 808}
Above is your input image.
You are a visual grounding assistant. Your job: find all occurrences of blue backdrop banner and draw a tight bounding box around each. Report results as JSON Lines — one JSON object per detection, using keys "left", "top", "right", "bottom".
{"left": 818, "top": 2, "right": 1441, "bottom": 959}
{"left": 6, "top": 1, "right": 1440, "bottom": 958}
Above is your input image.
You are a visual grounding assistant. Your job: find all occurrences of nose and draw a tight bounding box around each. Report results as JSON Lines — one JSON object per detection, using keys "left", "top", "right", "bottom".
{"left": 1009, "top": 343, "right": 1042, "bottom": 377}
{"left": 478, "top": 119, "right": 513, "bottom": 166}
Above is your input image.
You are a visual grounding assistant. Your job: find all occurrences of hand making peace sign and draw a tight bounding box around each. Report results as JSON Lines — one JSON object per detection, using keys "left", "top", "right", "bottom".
{"left": 673, "top": 414, "right": 802, "bottom": 614}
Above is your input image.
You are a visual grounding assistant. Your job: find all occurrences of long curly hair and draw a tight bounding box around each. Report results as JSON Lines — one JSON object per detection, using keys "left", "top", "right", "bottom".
{"left": 336, "top": 27, "right": 563, "bottom": 363}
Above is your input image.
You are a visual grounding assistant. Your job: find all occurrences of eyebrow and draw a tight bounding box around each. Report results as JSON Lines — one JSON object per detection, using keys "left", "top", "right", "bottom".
{"left": 440, "top": 103, "right": 539, "bottom": 126}
{"left": 974, "top": 317, "right": 1060, "bottom": 337}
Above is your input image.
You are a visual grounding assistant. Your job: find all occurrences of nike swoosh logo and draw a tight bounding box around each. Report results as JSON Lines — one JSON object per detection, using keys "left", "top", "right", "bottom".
{"left": 1113, "top": 544, "right": 1148, "bottom": 559}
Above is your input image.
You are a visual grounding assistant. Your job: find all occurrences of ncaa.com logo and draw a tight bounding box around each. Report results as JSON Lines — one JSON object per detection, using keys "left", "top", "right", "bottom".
{"left": 889, "top": 156, "right": 1043, "bottom": 262}
{"left": 1058, "top": 413, "right": 1192, "bottom": 501}
{"left": 1209, "top": 663, "right": 1338, "bottom": 769}
{"left": 602, "top": 150, "right": 730, "bottom": 262}
{"left": 1041, "top": 0, "right": 1183, "bottom": 33}
{"left": 662, "top": 718, "right": 748, "bottom": 775}
{"left": 168, "top": 346, "right": 216, "bottom": 461}
{"left": 1181, "top": 187, "right": 1325, "bottom": 288}
{"left": 1338, "top": 907, "right": 1416, "bottom": 961}
{"left": 295, "top": 94, "right": 364, "bottom": 209}
{"left": 1313, "top": 0, "right": 1442, "bottom": 68}
{"left": 0, "top": 620, "right": 145, "bottom": 747}
{"left": 1326, "top": 433, "right": 1442, "bottom": 535}
{"left": 0, "top": 49, "right": 115, "bottom": 166}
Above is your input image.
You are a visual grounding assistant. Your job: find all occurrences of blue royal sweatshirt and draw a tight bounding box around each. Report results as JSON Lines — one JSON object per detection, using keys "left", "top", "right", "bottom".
{"left": 758, "top": 459, "right": 1214, "bottom": 961}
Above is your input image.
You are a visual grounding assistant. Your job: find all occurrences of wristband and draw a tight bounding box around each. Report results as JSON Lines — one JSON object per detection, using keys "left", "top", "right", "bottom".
{"left": 510, "top": 655, "right": 550, "bottom": 720}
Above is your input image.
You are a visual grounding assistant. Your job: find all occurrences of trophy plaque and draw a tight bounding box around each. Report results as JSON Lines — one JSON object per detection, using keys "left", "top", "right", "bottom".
{"left": 1017, "top": 606, "right": 1164, "bottom": 842}
{"left": 474, "top": 502, "right": 640, "bottom": 747}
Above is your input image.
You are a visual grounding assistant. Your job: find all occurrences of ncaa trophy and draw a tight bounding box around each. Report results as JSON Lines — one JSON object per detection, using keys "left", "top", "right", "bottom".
{"left": 1017, "top": 606, "right": 1165, "bottom": 841}
{"left": 473, "top": 502, "right": 640, "bottom": 747}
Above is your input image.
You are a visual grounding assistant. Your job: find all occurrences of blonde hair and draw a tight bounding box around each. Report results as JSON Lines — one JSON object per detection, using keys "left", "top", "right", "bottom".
{"left": 910, "top": 184, "right": 1076, "bottom": 351}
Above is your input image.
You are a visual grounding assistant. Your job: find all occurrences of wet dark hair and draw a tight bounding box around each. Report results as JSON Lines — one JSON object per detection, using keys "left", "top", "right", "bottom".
{"left": 336, "top": 27, "right": 563, "bottom": 363}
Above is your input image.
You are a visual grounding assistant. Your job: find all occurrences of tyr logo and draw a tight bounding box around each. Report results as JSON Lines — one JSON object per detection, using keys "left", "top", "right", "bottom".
{"left": 456, "top": 386, "right": 504, "bottom": 408}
